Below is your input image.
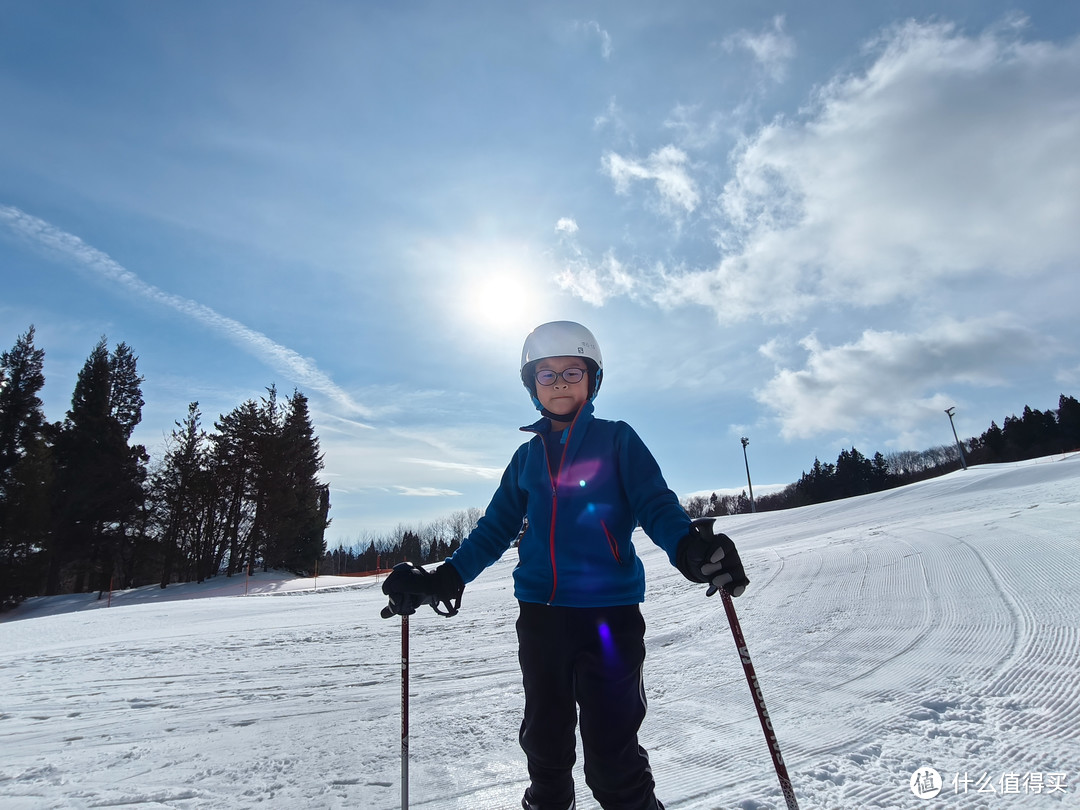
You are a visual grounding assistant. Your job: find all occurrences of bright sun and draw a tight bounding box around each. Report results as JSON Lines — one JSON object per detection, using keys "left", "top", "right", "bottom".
{"left": 462, "top": 266, "right": 545, "bottom": 334}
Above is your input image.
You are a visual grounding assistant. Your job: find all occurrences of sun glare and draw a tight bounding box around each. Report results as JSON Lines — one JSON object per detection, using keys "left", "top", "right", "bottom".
{"left": 469, "top": 275, "right": 525, "bottom": 327}
{"left": 461, "top": 263, "right": 546, "bottom": 335}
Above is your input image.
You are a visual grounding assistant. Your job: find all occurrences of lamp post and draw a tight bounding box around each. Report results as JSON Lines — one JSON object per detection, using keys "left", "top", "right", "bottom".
{"left": 741, "top": 437, "right": 756, "bottom": 513}
{"left": 944, "top": 407, "right": 968, "bottom": 471}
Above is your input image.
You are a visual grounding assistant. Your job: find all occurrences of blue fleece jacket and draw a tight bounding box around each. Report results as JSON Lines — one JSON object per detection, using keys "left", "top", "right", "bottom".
{"left": 448, "top": 402, "right": 692, "bottom": 607}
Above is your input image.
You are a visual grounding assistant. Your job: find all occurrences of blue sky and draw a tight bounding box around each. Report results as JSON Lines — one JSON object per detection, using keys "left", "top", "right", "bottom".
{"left": 2, "top": 1, "right": 1078, "bottom": 544}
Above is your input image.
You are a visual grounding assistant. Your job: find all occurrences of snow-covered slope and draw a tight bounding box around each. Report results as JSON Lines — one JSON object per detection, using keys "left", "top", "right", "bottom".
{"left": 2, "top": 456, "right": 1078, "bottom": 809}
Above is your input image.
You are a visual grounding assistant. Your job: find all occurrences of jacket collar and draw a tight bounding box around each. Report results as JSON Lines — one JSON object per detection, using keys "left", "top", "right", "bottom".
{"left": 521, "top": 400, "right": 595, "bottom": 435}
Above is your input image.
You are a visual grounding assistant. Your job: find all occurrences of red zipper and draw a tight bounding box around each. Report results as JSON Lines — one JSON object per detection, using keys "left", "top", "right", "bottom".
{"left": 601, "top": 520, "right": 621, "bottom": 564}
{"left": 544, "top": 409, "right": 583, "bottom": 604}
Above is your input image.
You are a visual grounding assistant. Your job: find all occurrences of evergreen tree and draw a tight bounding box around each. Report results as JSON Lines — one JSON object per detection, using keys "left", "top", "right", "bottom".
{"left": 263, "top": 390, "right": 329, "bottom": 574}
{"left": 207, "top": 387, "right": 329, "bottom": 578}
{"left": 400, "top": 529, "right": 423, "bottom": 563}
{"left": 870, "top": 452, "right": 890, "bottom": 491}
{"left": 154, "top": 402, "right": 210, "bottom": 588}
{"left": 213, "top": 399, "right": 261, "bottom": 578}
{"left": 109, "top": 343, "right": 144, "bottom": 439}
{"left": 1058, "top": 395, "right": 1080, "bottom": 452}
{"left": 48, "top": 338, "right": 147, "bottom": 595}
{"left": 0, "top": 327, "right": 50, "bottom": 607}
{"left": 984, "top": 421, "right": 1006, "bottom": 462}
{"left": 249, "top": 386, "right": 284, "bottom": 571}
{"left": 1, "top": 432, "right": 52, "bottom": 605}
{"left": 0, "top": 327, "right": 47, "bottom": 486}
{"left": 835, "top": 447, "right": 873, "bottom": 498}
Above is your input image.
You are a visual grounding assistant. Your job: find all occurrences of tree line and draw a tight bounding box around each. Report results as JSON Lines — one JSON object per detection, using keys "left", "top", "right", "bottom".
{"left": 320, "top": 507, "right": 487, "bottom": 575}
{"left": 0, "top": 327, "right": 329, "bottom": 609}
{"left": 685, "top": 393, "right": 1080, "bottom": 518}
{"left": 6, "top": 323, "right": 1076, "bottom": 608}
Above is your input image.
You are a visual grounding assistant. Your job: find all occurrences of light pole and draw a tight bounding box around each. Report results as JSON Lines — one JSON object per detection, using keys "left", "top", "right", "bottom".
{"left": 944, "top": 407, "right": 968, "bottom": 471}
{"left": 741, "top": 437, "right": 756, "bottom": 513}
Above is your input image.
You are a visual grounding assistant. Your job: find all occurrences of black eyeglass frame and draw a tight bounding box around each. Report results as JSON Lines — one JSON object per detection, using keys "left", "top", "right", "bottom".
{"left": 534, "top": 367, "right": 587, "bottom": 386}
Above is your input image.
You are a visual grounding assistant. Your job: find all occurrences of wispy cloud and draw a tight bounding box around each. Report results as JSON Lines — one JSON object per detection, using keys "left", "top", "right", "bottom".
{"left": 593, "top": 96, "right": 634, "bottom": 147}
{"left": 402, "top": 457, "right": 503, "bottom": 480}
{"left": 723, "top": 15, "right": 796, "bottom": 83}
{"left": 602, "top": 145, "right": 700, "bottom": 215}
{"left": 575, "top": 20, "right": 613, "bottom": 60}
{"left": 555, "top": 217, "right": 579, "bottom": 235}
{"left": 556, "top": 250, "right": 638, "bottom": 307}
{"left": 393, "top": 485, "right": 463, "bottom": 497}
{"left": 663, "top": 103, "right": 728, "bottom": 150}
{"left": 0, "top": 205, "right": 373, "bottom": 419}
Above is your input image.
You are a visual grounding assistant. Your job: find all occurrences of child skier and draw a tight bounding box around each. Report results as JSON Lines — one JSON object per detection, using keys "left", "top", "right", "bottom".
{"left": 381, "top": 320, "right": 748, "bottom": 810}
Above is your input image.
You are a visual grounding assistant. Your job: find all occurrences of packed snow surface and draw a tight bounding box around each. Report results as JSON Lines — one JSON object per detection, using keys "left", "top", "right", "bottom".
{"left": 2, "top": 456, "right": 1079, "bottom": 809}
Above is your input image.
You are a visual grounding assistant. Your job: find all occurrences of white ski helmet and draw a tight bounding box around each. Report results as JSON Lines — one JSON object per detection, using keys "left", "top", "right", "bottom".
{"left": 520, "top": 320, "right": 603, "bottom": 403}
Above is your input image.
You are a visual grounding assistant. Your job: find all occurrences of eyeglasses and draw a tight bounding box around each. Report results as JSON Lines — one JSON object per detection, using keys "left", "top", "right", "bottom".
{"left": 534, "top": 367, "right": 587, "bottom": 386}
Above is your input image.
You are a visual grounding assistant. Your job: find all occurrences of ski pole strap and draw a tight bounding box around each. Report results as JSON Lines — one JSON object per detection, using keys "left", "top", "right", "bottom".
{"left": 431, "top": 592, "right": 461, "bottom": 617}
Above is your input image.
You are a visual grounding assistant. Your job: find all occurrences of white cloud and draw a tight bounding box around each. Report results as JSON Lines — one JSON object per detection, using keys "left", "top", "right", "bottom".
{"left": 555, "top": 217, "right": 579, "bottom": 234}
{"left": 567, "top": 22, "right": 1080, "bottom": 325}
{"left": 0, "top": 205, "right": 373, "bottom": 419}
{"left": 702, "top": 20, "right": 1080, "bottom": 322}
{"left": 757, "top": 336, "right": 786, "bottom": 363}
{"left": 556, "top": 250, "right": 637, "bottom": 307}
{"left": 602, "top": 145, "right": 700, "bottom": 214}
{"left": 402, "top": 457, "right": 503, "bottom": 480}
{"left": 393, "top": 486, "right": 463, "bottom": 497}
{"left": 756, "top": 316, "right": 1045, "bottom": 440}
{"left": 723, "top": 15, "right": 796, "bottom": 83}
{"left": 575, "top": 20, "right": 613, "bottom": 60}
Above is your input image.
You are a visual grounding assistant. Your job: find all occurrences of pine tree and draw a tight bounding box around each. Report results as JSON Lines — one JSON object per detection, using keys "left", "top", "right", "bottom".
{"left": 1058, "top": 395, "right": 1080, "bottom": 452}
{"left": 209, "top": 387, "right": 329, "bottom": 578}
{"left": 870, "top": 452, "right": 890, "bottom": 491}
{"left": 48, "top": 338, "right": 147, "bottom": 595}
{"left": 154, "top": 402, "right": 210, "bottom": 588}
{"left": 274, "top": 390, "right": 329, "bottom": 573}
{"left": 835, "top": 447, "right": 873, "bottom": 498}
{"left": 214, "top": 399, "right": 261, "bottom": 578}
{"left": 0, "top": 327, "right": 47, "bottom": 485}
{"left": 0, "top": 327, "right": 50, "bottom": 607}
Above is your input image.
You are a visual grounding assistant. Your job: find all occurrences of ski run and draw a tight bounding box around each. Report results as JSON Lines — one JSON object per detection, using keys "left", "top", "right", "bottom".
{"left": 2, "top": 454, "right": 1079, "bottom": 809}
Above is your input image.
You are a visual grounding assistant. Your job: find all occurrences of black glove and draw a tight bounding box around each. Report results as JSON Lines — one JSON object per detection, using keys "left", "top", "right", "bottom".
{"left": 380, "top": 561, "right": 464, "bottom": 618}
{"left": 676, "top": 517, "right": 749, "bottom": 597}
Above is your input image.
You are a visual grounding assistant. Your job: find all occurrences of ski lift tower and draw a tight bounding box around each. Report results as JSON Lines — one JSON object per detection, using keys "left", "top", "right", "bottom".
{"left": 741, "top": 437, "right": 756, "bottom": 513}
{"left": 944, "top": 407, "right": 968, "bottom": 471}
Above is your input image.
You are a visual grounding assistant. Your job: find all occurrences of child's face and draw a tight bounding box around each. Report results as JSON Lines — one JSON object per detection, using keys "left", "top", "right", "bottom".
{"left": 534, "top": 356, "right": 589, "bottom": 420}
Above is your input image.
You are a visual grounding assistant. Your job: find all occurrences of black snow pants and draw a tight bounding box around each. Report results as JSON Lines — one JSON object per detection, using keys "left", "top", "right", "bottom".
{"left": 517, "top": 601, "right": 663, "bottom": 810}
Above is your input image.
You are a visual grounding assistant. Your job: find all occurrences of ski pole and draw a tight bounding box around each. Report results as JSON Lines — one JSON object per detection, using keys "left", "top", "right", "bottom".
{"left": 401, "top": 612, "right": 409, "bottom": 810}
{"left": 717, "top": 587, "right": 799, "bottom": 809}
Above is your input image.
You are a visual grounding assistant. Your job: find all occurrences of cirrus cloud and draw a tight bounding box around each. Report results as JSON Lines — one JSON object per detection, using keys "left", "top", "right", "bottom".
{"left": 0, "top": 204, "right": 374, "bottom": 419}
